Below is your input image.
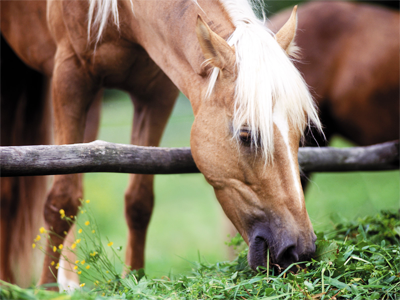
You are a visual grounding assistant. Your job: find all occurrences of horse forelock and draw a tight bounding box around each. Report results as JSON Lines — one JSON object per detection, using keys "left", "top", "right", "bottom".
{"left": 208, "top": 0, "right": 322, "bottom": 163}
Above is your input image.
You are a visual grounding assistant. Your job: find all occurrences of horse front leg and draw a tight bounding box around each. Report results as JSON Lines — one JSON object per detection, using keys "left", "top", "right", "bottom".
{"left": 57, "top": 90, "right": 103, "bottom": 291}
{"left": 39, "top": 56, "right": 99, "bottom": 288}
{"left": 124, "top": 77, "right": 178, "bottom": 272}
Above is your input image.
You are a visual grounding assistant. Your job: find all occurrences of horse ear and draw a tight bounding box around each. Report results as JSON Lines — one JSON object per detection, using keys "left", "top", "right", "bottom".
{"left": 275, "top": 6, "right": 300, "bottom": 58}
{"left": 196, "top": 15, "right": 235, "bottom": 71}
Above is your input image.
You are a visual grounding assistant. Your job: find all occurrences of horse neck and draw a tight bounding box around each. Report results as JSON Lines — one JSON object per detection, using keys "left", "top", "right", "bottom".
{"left": 122, "top": 0, "right": 235, "bottom": 113}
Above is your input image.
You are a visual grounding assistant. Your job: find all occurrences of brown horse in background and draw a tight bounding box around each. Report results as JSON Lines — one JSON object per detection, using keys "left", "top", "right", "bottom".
{"left": 1, "top": 0, "right": 321, "bottom": 289}
{"left": 0, "top": 35, "right": 51, "bottom": 286}
{"left": 270, "top": 1, "right": 399, "bottom": 148}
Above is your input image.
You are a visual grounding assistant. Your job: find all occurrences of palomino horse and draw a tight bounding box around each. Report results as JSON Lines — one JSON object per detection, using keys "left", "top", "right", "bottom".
{"left": 270, "top": 1, "right": 399, "bottom": 150}
{"left": 1, "top": 0, "right": 321, "bottom": 287}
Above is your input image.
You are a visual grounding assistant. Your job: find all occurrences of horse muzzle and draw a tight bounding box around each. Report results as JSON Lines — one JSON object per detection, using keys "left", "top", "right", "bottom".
{"left": 247, "top": 224, "right": 316, "bottom": 271}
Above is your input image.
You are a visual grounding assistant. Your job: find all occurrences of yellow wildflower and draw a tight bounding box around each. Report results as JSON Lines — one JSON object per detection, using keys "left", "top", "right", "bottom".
{"left": 81, "top": 260, "right": 85, "bottom": 265}
{"left": 81, "top": 210, "right": 84, "bottom": 214}
{"left": 32, "top": 243, "right": 36, "bottom": 249}
{"left": 92, "top": 230, "right": 95, "bottom": 234}
{"left": 39, "top": 227, "right": 46, "bottom": 234}
{"left": 74, "top": 266, "right": 78, "bottom": 270}
{"left": 53, "top": 246, "right": 57, "bottom": 252}
{"left": 70, "top": 215, "right": 74, "bottom": 219}
{"left": 107, "top": 242, "right": 113, "bottom": 247}
{"left": 51, "top": 261, "right": 55, "bottom": 266}
{"left": 76, "top": 239, "right": 81, "bottom": 244}
{"left": 85, "top": 221, "right": 90, "bottom": 226}
{"left": 80, "top": 283, "right": 85, "bottom": 287}
{"left": 86, "top": 265, "right": 90, "bottom": 269}
{"left": 75, "top": 260, "right": 79, "bottom": 264}
{"left": 78, "top": 229, "right": 82, "bottom": 234}
{"left": 78, "top": 271, "right": 82, "bottom": 275}
{"left": 108, "top": 279, "right": 111, "bottom": 283}
{"left": 58, "top": 244, "right": 63, "bottom": 250}
{"left": 86, "top": 200, "right": 90, "bottom": 203}
{"left": 59, "top": 209, "right": 65, "bottom": 215}
{"left": 106, "top": 271, "right": 109, "bottom": 273}
{"left": 55, "top": 263, "right": 59, "bottom": 269}
{"left": 63, "top": 231, "right": 67, "bottom": 235}
{"left": 35, "top": 235, "right": 41, "bottom": 241}
{"left": 71, "top": 243, "right": 76, "bottom": 249}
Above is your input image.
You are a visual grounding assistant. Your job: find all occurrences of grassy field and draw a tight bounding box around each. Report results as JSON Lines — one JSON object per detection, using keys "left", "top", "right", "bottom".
{"left": 3, "top": 210, "right": 399, "bottom": 299}
{"left": 81, "top": 91, "right": 399, "bottom": 279}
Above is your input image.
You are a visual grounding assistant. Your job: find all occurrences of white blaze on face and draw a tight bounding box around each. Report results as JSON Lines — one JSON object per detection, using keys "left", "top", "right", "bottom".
{"left": 58, "top": 255, "right": 80, "bottom": 293}
{"left": 272, "top": 103, "right": 302, "bottom": 206}
{"left": 58, "top": 228, "right": 80, "bottom": 293}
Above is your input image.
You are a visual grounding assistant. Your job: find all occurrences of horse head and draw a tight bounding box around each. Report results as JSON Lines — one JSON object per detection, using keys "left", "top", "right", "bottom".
{"left": 190, "top": 7, "right": 321, "bottom": 271}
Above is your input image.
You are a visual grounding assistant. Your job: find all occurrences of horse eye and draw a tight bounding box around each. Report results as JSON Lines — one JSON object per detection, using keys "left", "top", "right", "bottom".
{"left": 239, "top": 129, "right": 252, "bottom": 145}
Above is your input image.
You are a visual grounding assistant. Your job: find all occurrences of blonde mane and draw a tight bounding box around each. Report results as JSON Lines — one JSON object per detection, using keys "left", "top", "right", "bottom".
{"left": 88, "top": 0, "right": 117, "bottom": 43}
{"left": 212, "top": 0, "right": 322, "bottom": 162}
{"left": 88, "top": 0, "right": 135, "bottom": 44}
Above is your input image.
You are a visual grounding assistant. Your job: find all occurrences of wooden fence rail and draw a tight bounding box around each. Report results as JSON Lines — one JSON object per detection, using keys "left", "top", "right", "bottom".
{"left": 0, "top": 140, "right": 398, "bottom": 177}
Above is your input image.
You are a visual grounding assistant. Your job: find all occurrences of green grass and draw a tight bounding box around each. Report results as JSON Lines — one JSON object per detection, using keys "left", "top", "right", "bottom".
{"left": 2, "top": 210, "right": 399, "bottom": 299}
{"left": 81, "top": 91, "right": 399, "bottom": 278}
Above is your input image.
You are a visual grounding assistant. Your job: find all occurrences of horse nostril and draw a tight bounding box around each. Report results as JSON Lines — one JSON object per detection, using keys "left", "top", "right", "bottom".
{"left": 248, "top": 236, "right": 268, "bottom": 271}
{"left": 275, "top": 244, "right": 299, "bottom": 266}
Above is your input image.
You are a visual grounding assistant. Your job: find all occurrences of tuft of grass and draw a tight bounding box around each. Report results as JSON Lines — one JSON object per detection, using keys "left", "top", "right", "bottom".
{"left": 1, "top": 205, "right": 399, "bottom": 300}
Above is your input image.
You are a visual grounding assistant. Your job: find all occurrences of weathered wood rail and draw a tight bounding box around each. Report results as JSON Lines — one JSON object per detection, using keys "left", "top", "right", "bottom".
{"left": 0, "top": 140, "right": 398, "bottom": 177}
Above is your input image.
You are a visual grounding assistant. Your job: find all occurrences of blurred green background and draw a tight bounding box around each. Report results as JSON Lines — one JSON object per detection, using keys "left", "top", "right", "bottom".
{"left": 82, "top": 0, "right": 399, "bottom": 279}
